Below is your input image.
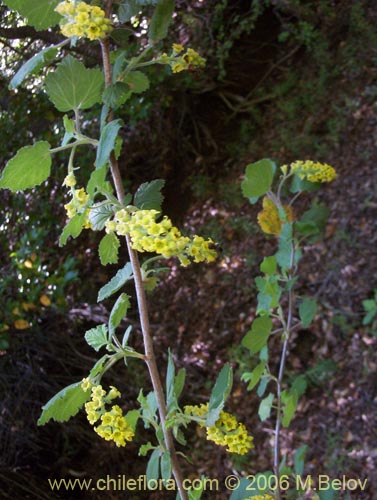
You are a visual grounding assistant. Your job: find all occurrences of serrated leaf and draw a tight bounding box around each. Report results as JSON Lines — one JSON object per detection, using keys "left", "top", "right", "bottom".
{"left": 59, "top": 213, "right": 86, "bottom": 246}
{"left": 88, "top": 202, "right": 114, "bottom": 231}
{"left": 84, "top": 324, "right": 108, "bottom": 352}
{"left": 161, "top": 451, "right": 172, "bottom": 481}
{"left": 124, "top": 71, "right": 150, "bottom": 94}
{"left": 258, "top": 392, "right": 274, "bottom": 421}
{"left": 95, "top": 119, "right": 123, "bottom": 169}
{"left": 0, "top": 141, "right": 51, "bottom": 192}
{"left": 299, "top": 298, "right": 317, "bottom": 328}
{"left": 134, "top": 179, "right": 165, "bottom": 210}
{"left": 38, "top": 382, "right": 90, "bottom": 426}
{"left": 242, "top": 316, "right": 272, "bottom": 355}
{"left": 241, "top": 159, "right": 275, "bottom": 199}
{"left": 146, "top": 449, "right": 160, "bottom": 482}
{"left": 98, "top": 262, "right": 133, "bottom": 302}
{"left": 102, "top": 82, "right": 131, "bottom": 109}
{"left": 109, "top": 293, "right": 130, "bottom": 336}
{"left": 149, "top": 0, "right": 175, "bottom": 41}
{"left": 87, "top": 164, "right": 108, "bottom": 197}
{"left": 45, "top": 55, "right": 104, "bottom": 111}
{"left": 10, "top": 45, "right": 58, "bottom": 89}
{"left": 99, "top": 232, "right": 120, "bottom": 266}
{"left": 139, "top": 442, "right": 155, "bottom": 457}
{"left": 5, "top": 0, "right": 60, "bottom": 30}
{"left": 206, "top": 364, "right": 232, "bottom": 427}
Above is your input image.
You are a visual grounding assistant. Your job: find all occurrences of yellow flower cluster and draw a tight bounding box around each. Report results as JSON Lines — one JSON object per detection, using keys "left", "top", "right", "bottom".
{"left": 81, "top": 380, "right": 134, "bottom": 447}
{"left": 289, "top": 160, "right": 337, "bottom": 183}
{"left": 161, "top": 45, "right": 206, "bottom": 73}
{"left": 56, "top": 1, "right": 112, "bottom": 40}
{"left": 64, "top": 187, "right": 91, "bottom": 227}
{"left": 184, "top": 403, "right": 254, "bottom": 455}
{"left": 106, "top": 209, "right": 217, "bottom": 266}
{"left": 257, "top": 197, "right": 294, "bottom": 235}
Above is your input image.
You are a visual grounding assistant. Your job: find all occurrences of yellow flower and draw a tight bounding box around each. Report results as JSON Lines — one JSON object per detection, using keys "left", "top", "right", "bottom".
{"left": 290, "top": 160, "right": 337, "bottom": 183}
{"left": 81, "top": 377, "right": 93, "bottom": 392}
{"left": 257, "top": 197, "right": 294, "bottom": 236}
{"left": 172, "top": 43, "right": 184, "bottom": 54}
{"left": 14, "top": 319, "right": 31, "bottom": 330}
{"left": 55, "top": 0, "right": 112, "bottom": 40}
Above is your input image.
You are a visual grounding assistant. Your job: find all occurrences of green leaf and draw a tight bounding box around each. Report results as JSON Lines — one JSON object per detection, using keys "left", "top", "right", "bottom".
{"left": 99, "top": 232, "right": 120, "bottom": 266}
{"left": 242, "top": 361, "right": 266, "bottom": 391}
{"left": 5, "top": 0, "right": 60, "bottom": 30}
{"left": 125, "top": 409, "right": 140, "bottom": 432}
{"left": 260, "top": 256, "right": 277, "bottom": 275}
{"left": 95, "top": 119, "right": 123, "bottom": 169}
{"left": 139, "top": 442, "right": 155, "bottom": 457}
{"left": 0, "top": 141, "right": 51, "bottom": 192}
{"left": 84, "top": 324, "right": 108, "bottom": 352}
{"left": 97, "top": 263, "right": 133, "bottom": 302}
{"left": 88, "top": 202, "right": 114, "bottom": 231}
{"left": 282, "top": 390, "right": 298, "bottom": 427}
{"left": 300, "top": 203, "right": 329, "bottom": 235}
{"left": 110, "top": 28, "right": 134, "bottom": 47}
{"left": 109, "top": 293, "right": 130, "bottom": 336}
{"left": 166, "top": 350, "right": 175, "bottom": 409}
{"left": 118, "top": 0, "right": 141, "bottom": 22}
{"left": 174, "top": 368, "right": 186, "bottom": 400}
{"left": 149, "top": 0, "right": 175, "bottom": 42}
{"left": 134, "top": 179, "right": 165, "bottom": 210}
{"left": 161, "top": 451, "right": 172, "bottom": 481}
{"left": 206, "top": 364, "right": 233, "bottom": 427}
{"left": 257, "top": 376, "right": 269, "bottom": 397}
{"left": 242, "top": 316, "right": 272, "bottom": 355}
{"left": 290, "top": 175, "right": 320, "bottom": 193}
{"left": 146, "top": 449, "right": 160, "bottom": 482}
{"left": 124, "top": 71, "right": 150, "bottom": 94}
{"left": 258, "top": 392, "right": 274, "bottom": 421}
{"left": 299, "top": 298, "right": 317, "bottom": 328}
{"left": 294, "top": 445, "right": 307, "bottom": 476}
{"left": 10, "top": 45, "right": 58, "bottom": 89}
{"left": 241, "top": 159, "right": 275, "bottom": 199}
{"left": 45, "top": 55, "right": 104, "bottom": 111}
{"left": 102, "top": 82, "right": 131, "bottom": 109}
{"left": 87, "top": 165, "right": 108, "bottom": 197}
{"left": 255, "top": 276, "right": 281, "bottom": 314}
{"left": 38, "top": 382, "right": 91, "bottom": 426}
{"left": 59, "top": 213, "right": 86, "bottom": 247}
{"left": 62, "top": 114, "right": 76, "bottom": 146}
{"left": 276, "top": 223, "right": 293, "bottom": 271}
{"left": 89, "top": 355, "right": 111, "bottom": 378}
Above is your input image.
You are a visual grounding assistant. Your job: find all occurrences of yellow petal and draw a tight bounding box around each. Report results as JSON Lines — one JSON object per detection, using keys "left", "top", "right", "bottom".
{"left": 14, "top": 319, "right": 31, "bottom": 330}
{"left": 40, "top": 294, "right": 51, "bottom": 307}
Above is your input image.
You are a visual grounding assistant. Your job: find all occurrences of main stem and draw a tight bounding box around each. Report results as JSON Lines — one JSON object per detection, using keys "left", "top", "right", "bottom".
{"left": 100, "top": 30, "right": 188, "bottom": 500}
{"left": 273, "top": 241, "right": 296, "bottom": 500}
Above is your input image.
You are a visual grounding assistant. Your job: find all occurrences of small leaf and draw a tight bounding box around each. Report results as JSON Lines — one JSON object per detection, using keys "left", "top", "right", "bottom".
{"left": 146, "top": 449, "right": 160, "bottom": 482}
{"left": 149, "top": 0, "right": 175, "bottom": 42}
{"left": 124, "top": 409, "right": 140, "bottom": 432}
{"left": 95, "top": 119, "right": 123, "bottom": 169}
{"left": 102, "top": 82, "right": 131, "bottom": 109}
{"left": 38, "top": 382, "right": 91, "bottom": 426}
{"left": 276, "top": 223, "right": 294, "bottom": 271}
{"left": 139, "top": 442, "right": 156, "bottom": 457}
{"left": 109, "top": 293, "right": 130, "bottom": 336}
{"left": 59, "top": 213, "right": 86, "bottom": 247}
{"left": 299, "top": 298, "right": 317, "bottom": 328}
{"left": 97, "top": 263, "right": 133, "bottom": 302}
{"left": 10, "top": 45, "right": 58, "bottom": 89}
{"left": 84, "top": 324, "right": 108, "bottom": 352}
{"left": 161, "top": 451, "right": 172, "bottom": 481}
{"left": 260, "top": 256, "right": 277, "bottom": 275}
{"left": 0, "top": 141, "right": 51, "bottom": 192}
{"left": 282, "top": 390, "right": 298, "bottom": 427}
{"left": 88, "top": 203, "right": 114, "bottom": 231}
{"left": 124, "top": 71, "right": 150, "bottom": 94}
{"left": 242, "top": 316, "right": 272, "bottom": 355}
{"left": 241, "top": 159, "right": 275, "bottom": 199}
{"left": 122, "top": 325, "right": 132, "bottom": 347}
{"left": 45, "top": 55, "right": 104, "bottom": 111}
{"left": 294, "top": 445, "right": 308, "bottom": 476}
{"left": 174, "top": 368, "right": 186, "bottom": 400}
{"left": 87, "top": 164, "right": 108, "bottom": 197}
{"left": 134, "top": 179, "right": 165, "bottom": 210}
{"left": 206, "top": 364, "right": 233, "bottom": 427}
{"left": 242, "top": 361, "right": 266, "bottom": 391}
{"left": 5, "top": 0, "right": 60, "bottom": 30}
{"left": 258, "top": 392, "right": 274, "bottom": 421}
{"left": 99, "top": 232, "right": 120, "bottom": 265}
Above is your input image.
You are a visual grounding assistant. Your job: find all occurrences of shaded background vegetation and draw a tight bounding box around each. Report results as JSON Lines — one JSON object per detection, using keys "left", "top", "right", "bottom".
{"left": 1, "top": 0, "right": 377, "bottom": 498}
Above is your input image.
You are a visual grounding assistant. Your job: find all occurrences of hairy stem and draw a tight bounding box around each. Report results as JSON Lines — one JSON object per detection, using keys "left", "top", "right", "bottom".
{"left": 273, "top": 241, "right": 296, "bottom": 500}
{"left": 99, "top": 25, "right": 188, "bottom": 500}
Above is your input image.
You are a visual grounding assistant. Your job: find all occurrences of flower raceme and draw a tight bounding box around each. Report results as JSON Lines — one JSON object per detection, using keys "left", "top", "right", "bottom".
{"left": 81, "top": 379, "right": 134, "bottom": 447}
{"left": 257, "top": 197, "right": 294, "bottom": 236}
{"left": 160, "top": 45, "right": 206, "bottom": 73}
{"left": 56, "top": 1, "right": 113, "bottom": 40}
{"left": 105, "top": 209, "right": 217, "bottom": 266}
{"left": 184, "top": 403, "right": 254, "bottom": 455}
{"left": 289, "top": 160, "right": 337, "bottom": 183}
